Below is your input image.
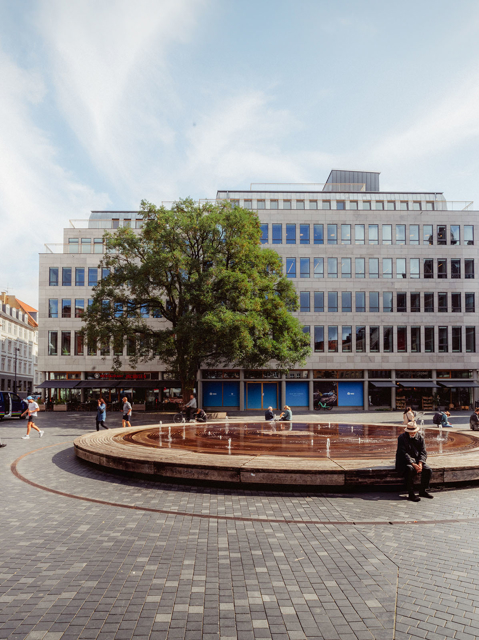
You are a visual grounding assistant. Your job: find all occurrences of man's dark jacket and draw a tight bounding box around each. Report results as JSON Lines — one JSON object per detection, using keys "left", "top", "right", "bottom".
{"left": 395, "top": 432, "right": 428, "bottom": 474}
{"left": 470, "top": 413, "right": 479, "bottom": 430}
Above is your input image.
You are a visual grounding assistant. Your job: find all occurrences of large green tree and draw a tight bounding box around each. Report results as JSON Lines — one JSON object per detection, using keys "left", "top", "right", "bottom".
{"left": 83, "top": 198, "right": 311, "bottom": 400}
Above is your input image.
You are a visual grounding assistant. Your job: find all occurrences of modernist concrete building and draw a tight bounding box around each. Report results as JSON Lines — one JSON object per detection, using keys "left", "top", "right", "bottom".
{"left": 38, "top": 170, "right": 479, "bottom": 412}
{"left": 0, "top": 293, "right": 39, "bottom": 396}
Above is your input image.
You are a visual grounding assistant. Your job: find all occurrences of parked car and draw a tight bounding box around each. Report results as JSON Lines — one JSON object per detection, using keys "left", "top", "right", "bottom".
{"left": 0, "top": 392, "right": 28, "bottom": 420}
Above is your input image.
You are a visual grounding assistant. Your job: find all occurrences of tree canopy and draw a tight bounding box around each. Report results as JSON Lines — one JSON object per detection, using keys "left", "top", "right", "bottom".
{"left": 82, "top": 198, "right": 311, "bottom": 399}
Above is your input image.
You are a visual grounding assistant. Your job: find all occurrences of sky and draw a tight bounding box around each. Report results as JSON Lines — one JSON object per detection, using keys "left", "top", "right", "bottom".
{"left": 2, "top": 0, "right": 479, "bottom": 306}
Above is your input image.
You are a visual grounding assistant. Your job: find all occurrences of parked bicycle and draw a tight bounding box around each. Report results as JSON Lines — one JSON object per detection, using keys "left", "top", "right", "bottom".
{"left": 173, "top": 408, "right": 210, "bottom": 423}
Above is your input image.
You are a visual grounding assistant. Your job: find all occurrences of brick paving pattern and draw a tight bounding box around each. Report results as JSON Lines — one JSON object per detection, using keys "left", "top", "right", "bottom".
{"left": 1, "top": 413, "right": 479, "bottom": 639}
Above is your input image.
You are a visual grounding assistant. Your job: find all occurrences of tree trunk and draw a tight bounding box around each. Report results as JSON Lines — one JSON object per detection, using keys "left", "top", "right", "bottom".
{"left": 182, "top": 381, "right": 196, "bottom": 404}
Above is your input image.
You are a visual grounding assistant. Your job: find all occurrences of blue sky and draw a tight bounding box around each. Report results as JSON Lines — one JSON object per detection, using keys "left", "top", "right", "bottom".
{"left": 2, "top": 0, "right": 479, "bottom": 305}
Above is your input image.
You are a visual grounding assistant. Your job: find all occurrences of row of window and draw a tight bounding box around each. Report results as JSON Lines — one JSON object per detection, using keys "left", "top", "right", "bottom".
{"left": 302, "top": 326, "right": 476, "bottom": 354}
{"left": 0, "top": 357, "right": 32, "bottom": 374}
{"left": 47, "top": 299, "right": 158, "bottom": 319}
{"left": 286, "top": 257, "right": 475, "bottom": 279}
{"left": 49, "top": 267, "right": 109, "bottom": 287}
{"left": 297, "top": 291, "right": 476, "bottom": 314}
{"left": 0, "top": 379, "right": 32, "bottom": 392}
{"left": 260, "top": 223, "right": 474, "bottom": 245}
{"left": 48, "top": 332, "right": 152, "bottom": 357}
{"left": 238, "top": 199, "right": 437, "bottom": 211}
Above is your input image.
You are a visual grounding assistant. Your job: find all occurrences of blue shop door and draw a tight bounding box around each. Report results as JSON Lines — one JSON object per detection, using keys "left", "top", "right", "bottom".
{"left": 203, "top": 382, "right": 223, "bottom": 408}
{"left": 222, "top": 382, "right": 239, "bottom": 407}
{"left": 262, "top": 383, "right": 278, "bottom": 410}
{"left": 246, "top": 383, "right": 262, "bottom": 409}
{"left": 338, "top": 381, "right": 363, "bottom": 407}
{"left": 286, "top": 381, "right": 309, "bottom": 407}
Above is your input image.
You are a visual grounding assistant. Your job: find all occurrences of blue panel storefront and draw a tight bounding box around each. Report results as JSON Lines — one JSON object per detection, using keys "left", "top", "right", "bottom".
{"left": 285, "top": 381, "right": 309, "bottom": 407}
{"left": 203, "top": 382, "right": 239, "bottom": 408}
{"left": 338, "top": 381, "right": 363, "bottom": 407}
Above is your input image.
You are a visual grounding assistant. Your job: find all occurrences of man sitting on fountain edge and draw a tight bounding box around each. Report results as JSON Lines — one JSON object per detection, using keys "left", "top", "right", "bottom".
{"left": 395, "top": 421, "right": 433, "bottom": 502}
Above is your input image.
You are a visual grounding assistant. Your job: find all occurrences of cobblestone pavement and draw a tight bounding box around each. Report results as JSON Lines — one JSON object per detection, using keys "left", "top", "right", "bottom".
{"left": 2, "top": 413, "right": 479, "bottom": 640}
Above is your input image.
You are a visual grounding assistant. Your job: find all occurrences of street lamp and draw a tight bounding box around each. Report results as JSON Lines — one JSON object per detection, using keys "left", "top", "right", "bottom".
{"left": 13, "top": 346, "right": 20, "bottom": 394}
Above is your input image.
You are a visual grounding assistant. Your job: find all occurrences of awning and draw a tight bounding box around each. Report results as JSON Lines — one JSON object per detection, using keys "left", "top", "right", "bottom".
{"left": 438, "top": 381, "right": 479, "bottom": 388}
{"left": 76, "top": 380, "right": 121, "bottom": 388}
{"left": 36, "top": 380, "right": 80, "bottom": 389}
{"left": 369, "top": 381, "right": 397, "bottom": 388}
{"left": 397, "top": 381, "right": 439, "bottom": 388}
{"left": 115, "top": 380, "right": 161, "bottom": 388}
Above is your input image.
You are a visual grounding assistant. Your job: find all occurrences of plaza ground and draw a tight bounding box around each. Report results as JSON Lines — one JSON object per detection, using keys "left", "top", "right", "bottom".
{"left": 1, "top": 412, "right": 479, "bottom": 640}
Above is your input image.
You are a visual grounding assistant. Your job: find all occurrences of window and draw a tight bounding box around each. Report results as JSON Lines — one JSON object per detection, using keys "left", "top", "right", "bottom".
{"left": 400, "top": 202, "right": 408, "bottom": 210}
{"left": 322, "top": 200, "right": 331, "bottom": 210}
{"left": 355, "top": 225, "right": 365, "bottom": 244}
{"left": 114, "top": 302, "right": 123, "bottom": 318}
{"left": 328, "top": 292, "right": 338, "bottom": 312}
{"left": 68, "top": 238, "right": 79, "bottom": 253}
{"left": 302, "top": 326, "right": 310, "bottom": 342}
{"left": 451, "top": 225, "right": 460, "bottom": 245}
{"left": 451, "top": 259, "right": 461, "bottom": 279}
{"left": 410, "top": 258, "right": 420, "bottom": 279}
{"left": 387, "top": 201, "right": 395, "bottom": 210}
{"left": 328, "top": 326, "right": 338, "bottom": 352}
{"left": 452, "top": 293, "right": 461, "bottom": 312}
{"left": 300, "top": 258, "right": 310, "bottom": 278}
{"left": 396, "top": 225, "right": 406, "bottom": 245}
{"left": 410, "top": 293, "right": 420, "bottom": 312}
{"left": 425, "top": 327, "right": 434, "bottom": 353}
{"left": 355, "top": 292, "right": 366, "bottom": 312}
{"left": 309, "top": 200, "right": 318, "bottom": 209}
{"left": 438, "top": 293, "right": 448, "bottom": 312}
{"left": 438, "top": 327, "right": 449, "bottom": 353}
{"left": 356, "top": 326, "right": 365, "bottom": 352}
{"left": 396, "top": 293, "right": 407, "bottom": 313}
{"left": 272, "top": 223, "right": 282, "bottom": 244}
{"left": 342, "top": 326, "right": 352, "bottom": 352}
{"left": 74, "top": 268, "right": 85, "bottom": 287}
{"left": 49, "top": 267, "right": 59, "bottom": 286}
{"left": 336, "top": 201, "right": 345, "bottom": 210}
{"left": 327, "top": 224, "right": 337, "bottom": 244}
{"left": 48, "top": 331, "right": 58, "bottom": 356}
{"left": 313, "top": 224, "right": 324, "bottom": 244}
{"left": 397, "top": 327, "right": 407, "bottom": 352}
{"left": 314, "top": 258, "right": 324, "bottom": 278}
{"left": 270, "top": 200, "right": 278, "bottom": 210}
{"left": 314, "top": 292, "right": 324, "bottom": 312}
{"left": 425, "top": 201, "right": 434, "bottom": 210}
{"left": 75, "top": 299, "right": 84, "bottom": 318}
{"left": 342, "top": 291, "right": 352, "bottom": 312}
{"left": 452, "top": 327, "right": 462, "bottom": 353}
{"left": 410, "top": 327, "right": 421, "bottom": 352}
{"left": 437, "top": 259, "right": 447, "bottom": 279}
{"left": 94, "top": 238, "right": 103, "bottom": 253}
{"left": 369, "top": 326, "right": 379, "bottom": 352}
{"left": 101, "top": 268, "right": 110, "bottom": 280}
{"left": 423, "top": 224, "right": 433, "bottom": 245}
{"left": 465, "top": 225, "right": 474, "bottom": 245}
{"left": 355, "top": 258, "right": 365, "bottom": 279}
{"left": 349, "top": 201, "right": 358, "bottom": 210}
{"left": 62, "top": 299, "right": 71, "bottom": 318}
{"left": 341, "top": 258, "right": 351, "bottom": 278}
{"left": 465, "top": 293, "right": 475, "bottom": 313}
{"left": 383, "top": 292, "right": 393, "bottom": 312}
{"left": 368, "top": 224, "right": 378, "bottom": 245}
{"left": 382, "top": 225, "right": 392, "bottom": 245}
{"left": 140, "top": 304, "right": 149, "bottom": 318}
{"left": 87, "top": 339, "right": 96, "bottom": 356}
{"left": 382, "top": 258, "right": 392, "bottom": 279}
{"left": 362, "top": 201, "right": 371, "bottom": 210}
{"left": 127, "top": 337, "right": 136, "bottom": 356}
{"left": 369, "top": 292, "right": 379, "bottom": 312}
{"left": 369, "top": 258, "right": 379, "bottom": 278}
{"left": 437, "top": 225, "right": 447, "bottom": 245}
{"left": 286, "top": 258, "right": 296, "bottom": 278}
{"left": 314, "top": 326, "right": 324, "bottom": 352}
{"left": 300, "top": 292, "right": 310, "bottom": 312}
{"left": 466, "top": 327, "right": 476, "bottom": 352}
{"left": 62, "top": 268, "right": 72, "bottom": 286}
{"left": 88, "top": 268, "right": 98, "bottom": 287}
{"left": 286, "top": 224, "right": 296, "bottom": 244}
{"left": 47, "top": 299, "right": 58, "bottom": 319}
{"left": 409, "top": 225, "right": 419, "bottom": 245}
{"left": 341, "top": 224, "right": 351, "bottom": 244}
{"left": 374, "top": 201, "right": 383, "bottom": 211}
{"left": 300, "top": 224, "right": 310, "bottom": 244}
{"left": 383, "top": 327, "right": 393, "bottom": 352}
{"left": 61, "top": 331, "right": 71, "bottom": 356}
{"left": 257, "top": 200, "right": 265, "bottom": 209}
{"left": 396, "top": 258, "right": 406, "bottom": 279}
{"left": 81, "top": 238, "right": 91, "bottom": 253}
{"left": 465, "top": 259, "right": 474, "bottom": 279}
{"left": 412, "top": 201, "right": 421, "bottom": 211}
{"left": 75, "top": 332, "right": 84, "bottom": 356}
{"left": 424, "top": 259, "right": 433, "bottom": 279}
{"left": 283, "top": 200, "right": 291, "bottom": 210}
{"left": 327, "top": 257, "right": 338, "bottom": 278}
{"left": 260, "top": 224, "right": 268, "bottom": 244}
{"left": 424, "top": 293, "right": 434, "bottom": 313}
{"left": 243, "top": 199, "right": 252, "bottom": 210}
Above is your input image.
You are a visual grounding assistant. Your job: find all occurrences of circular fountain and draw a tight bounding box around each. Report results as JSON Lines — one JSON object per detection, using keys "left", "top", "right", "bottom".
{"left": 74, "top": 421, "right": 479, "bottom": 488}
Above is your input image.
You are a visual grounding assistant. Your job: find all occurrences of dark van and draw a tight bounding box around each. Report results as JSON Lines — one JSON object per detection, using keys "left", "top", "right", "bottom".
{"left": 0, "top": 392, "right": 28, "bottom": 420}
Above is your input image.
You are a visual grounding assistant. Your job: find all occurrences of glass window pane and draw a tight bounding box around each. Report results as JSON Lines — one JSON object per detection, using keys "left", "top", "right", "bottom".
{"left": 375, "top": 201, "right": 384, "bottom": 210}
{"left": 424, "top": 259, "right": 433, "bottom": 279}
{"left": 313, "top": 224, "right": 323, "bottom": 244}
{"left": 341, "top": 257, "right": 351, "bottom": 278}
{"left": 369, "top": 291, "right": 379, "bottom": 312}
{"left": 328, "top": 292, "right": 338, "bottom": 312}
{"left": 369, "top": 258, "right": 379, "bottom": 278}
{"left": 423, "top": 224, "right": 433, "bottom": 245}
{"left": 61, "top": 331, "right": 71, "bottom": 356}
{"left": 314, "top": 326, "right": 324, "bottom": 352}
{"left": 362, "top": 201, "right": 371, "bottom": 210}
{"left": 283, "top": 200, "right": 291, "bottom": 209}
{"left": 286, "top": 224, "right": 296, "bottom": 244}
{"left": 465, "top": 259, "right": 474, "bottom": 279}
{"left": 465, "top": 225, "right": 474, "bottom": 245}
{"left": 314, "top": 292, "right": 324, "bottom": 312}
{"left": 370, "top": 326, "right": 379, "bottom": 352}
{"left": 300, "top": 258, "right": 310, "bottom": 278}
{"left": 386, "top": 201, "right": 395, "bottom": 210}
{"left": 356, "top": 326, "right": 365, "bottom": 352}
{"left": 341, "top": 291, "right": 352, "bottom": 312}
{"left": 328, "top": 326, "right": 338, "bottom": 351}
{"left": 382, "top": 225, "right": 392, "bottom": 244}
{"left": 396, "top": 225, "right": 406, "bottom": 244}
{"left": 397, "top": 292, "right": 407, "bottom": 313}
{"left": 425, "top": 327, "right": 434, "bottom": 353}
{"left": 437, "top": 225, "right": 447, "bottom": 245}
{"left": 49, "top": 267, "right": 59, "bottom": 286}
{"left": 438, "top": 292, "right": 448, "bottom": 312}
{"left": 314, "top": 258, "right": 324, "bottom": 278}
{"left": 342, "top": 326, "right": 352, "bottom": 352}
{"left": 383, "top": 292, "right": 393, "bottom": 312}
{"left": 410, "top": 293, "right": 420, "bottom": 312}
{"left": 62, "top": 268, "right": 72, "bottom": 286}
{"left": 355, "top": 258, "right": 365, "bottom": 278}
{"left": 296, "top": 200, "right": 305, "bottom": 210}
{"left": 410, "top": 258, "right": 420, "bottom": 278}
{"left": 260, "top": 224, "right": 268, "bottom": 244}
{"left": 411, "top": 327, "right": 421, "bottom": 352}
{"left": 355, "top": 225, "right": 365, "bottom": 244}
{"left": 286, "top": 258, "right": 296, "bottom": 278}
{"left": 61, "top": 299, "right": 71, "bottom": 318}
{"left": 368, "top": 224, "right": 378, "bottom": 244}
{"left": 75, "top": 299, "right": 84, "bottom": 318}
{"left": 270, "top": 200, "right": 278, "bottom": 209}
{"left": 341, "top": 224, "right": 351, "bottom": 244}
{"left": 465, "top": 293, "right": 475, "bottom": 312}
{"left": 300, "top": 292, "right": 310, "bottom": 312}
{"left": 309, "top": 200, "right": 318, "bottom": 209}
{"left": 438, "top": 327, "right": 448, "bottom": 352}
{"left": 257, "top": 200, "right": 265, "bottom": 209}
{"left": 452, "top": 292, "right": 461, "bottom": 312}
{"left": 322, "top": 200, "right": 331, "bottom": 210}
{"left": 300, "top": 224, "right": 310, "bottom": 244}
{"left": 397, "top": 327, "right": 407, "bottom": 352}
{"left": 355, "top": 292, "right": 365, "bottom": 312}
{"left": 336, "top": 201, "right": 345, "bottom": 210}
{"left": 327, "top": 224, "right": 337, "bottom": 244}
{"left": 88, "top": 268, "right": 98, "bottom": 287}
{"left": 272, "top": 223, "right": 282, "bottom": 244}
{"left": 68, "top": 238, "right": 79, "bottom": 253}
{"left": 412, "top": 201, "right": 421, "bottom": 210}
{"left": 328, "top": 257, "right": 338, "bottom": 278}
{"left": 396, "top": 258, "right": 406, "bottom": 279}
{"left": 383, "top": 326, "right": 393, "bottom": 352}
{"left": 450, "top": 225, "right": 460, "bottom": 245}
{"left": 466, "top": 327, "right": 476, "bottom": 352}
{"left": 75, "top": 268, "right": 85, "bottom": 286}
{"left": 451, "top": 259, "right": 461, "bottom": 279}
{"left": 400, "top": 202, "right": 408, "bottom": 210}
{"left": 409, "top": 225, "right": 419, "bottom": 244}
{"left": 382, "top": 258, "right": 392, "bottom": 278}
{"left": 48, "top": 299, "right": 58, "bottom": 318}
{"left": 349, "top": 201, "right": 358, "bottom": 210}
{"left": 437, "top": 259, "right": 447, "bottom": 279}
{"left": 48, "top": 331, "right": 58, "bottom": 356}
{"left": 452, "top": 327, "right": 462, "bottom": 353}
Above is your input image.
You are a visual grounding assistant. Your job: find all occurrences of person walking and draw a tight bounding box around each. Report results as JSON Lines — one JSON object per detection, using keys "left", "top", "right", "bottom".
{"left": 96, "top": 398, "right": 108, "bottom": 431}
{"left": 470, "top": 407, "right": 479, "bottom": 430}
{"left": 20, "top": 396, "right": 44, "bottom": 439}
{"left": 122, "top": 397, "right": 132, "bottom": 428}
{"left": 395, "top": 421, "right": 433, "bottom": 502}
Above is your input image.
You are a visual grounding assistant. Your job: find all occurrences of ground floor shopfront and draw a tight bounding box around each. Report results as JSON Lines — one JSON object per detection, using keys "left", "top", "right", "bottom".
{"left": 38, "top": 368, "right": 479, "bottom": 412}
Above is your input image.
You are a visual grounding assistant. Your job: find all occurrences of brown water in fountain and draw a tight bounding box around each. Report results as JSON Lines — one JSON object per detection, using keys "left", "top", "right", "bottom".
{"left": 117, "top": 422, "right": 478, "bottom": 459}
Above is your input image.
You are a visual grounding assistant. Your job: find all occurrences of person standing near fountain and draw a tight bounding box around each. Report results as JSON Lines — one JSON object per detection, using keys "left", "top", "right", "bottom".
{"left": 470, "top": 407, "right": 479, "bottom": 430}
{"left": 122, "top": 397, "right": 132, "bottom": 428}
{"left": 96, "top": 398, "right": 108, "bottom": 431}
{"left": 395, "top": 421, "right": 433, "bottom": 502}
